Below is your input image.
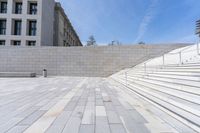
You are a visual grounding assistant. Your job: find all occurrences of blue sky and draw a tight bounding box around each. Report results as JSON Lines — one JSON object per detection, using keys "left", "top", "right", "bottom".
{"left": 59, "top": 0, "right": 200, "bottom": 45}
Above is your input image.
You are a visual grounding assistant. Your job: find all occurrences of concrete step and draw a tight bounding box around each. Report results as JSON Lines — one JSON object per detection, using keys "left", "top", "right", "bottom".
{"left": 131, "top": 68, "right": 200, "bottom": 75}
{"left": 0, "top": 72, "right": 36, "bottom": 78}
{"left": 127, "top": 72, "right": 200, "bottom": 88}
{"left": 163, "top": 64, "right": 200, "bottom": 68}
{"left": 122, "top": 75, "right": 200, "bottom": 96}
{"left": 183, "top": 61, "right": 200, "bottom": 64}
{"left": 163, "top": 63, "right": 200, "bottom": 67}
{"left": 137, "top": 67, "right": 200, "bottom": 72}
{"left": 148, "top": 71, "right": 200, "bottom": 77}
{"left": 115, "top": 82, "right": 197, "bottom": 133}
{"left": 145, "top": 72, "right": 200, "bottom": 81}
{"left": 112, "top": 77, "right": 200, "bottom": 132}
{"left": 132, "top": 67, "right": 200, "bottom": 73}
{"left": 145, "top": 75, "right": 200, "bottom": 88}
{"left": 129, "top": 71, "right": 200, "bottom": 81}
{"left": 135, "top": 64, "right": 200, "bottom": 69}
{"left": 161, "top": 67, "right": 200, "bottom": 70}
{"left": 119, "top": 76, "right": 200, "bottom": 106}
{"left": 116, "top": 76, "right": 200, "bottom": 108}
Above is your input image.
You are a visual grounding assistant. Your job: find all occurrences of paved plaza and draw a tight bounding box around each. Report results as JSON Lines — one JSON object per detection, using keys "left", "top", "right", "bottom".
{"left": 0, "top": 77, "right": 195, "bottom": 133}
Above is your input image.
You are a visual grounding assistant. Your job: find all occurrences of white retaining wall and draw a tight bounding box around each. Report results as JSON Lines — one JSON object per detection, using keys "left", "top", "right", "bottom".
{"left": 0, "top": 44, "right": 188, "bottom": 77}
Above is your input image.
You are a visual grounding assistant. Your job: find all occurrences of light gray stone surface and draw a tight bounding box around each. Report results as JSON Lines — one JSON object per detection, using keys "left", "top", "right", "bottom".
{"left": 0, "top": 77, "right": 194, "bottom": 133}
{"left": 0, "top": 44, "right": 188, "bottom": 77}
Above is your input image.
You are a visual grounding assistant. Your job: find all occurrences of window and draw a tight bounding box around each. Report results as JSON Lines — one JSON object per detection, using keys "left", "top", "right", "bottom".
{"left": 0, "top": 2, "right": 7, "bottom": 13}
{"left": 12, "top": 41, "right": 21, "bottom": 46}
{"left": 27, "top": 41, "right": 36, "bottom": 46}
{"left": 64, "top": 28, "right": 67, "bottom": 37}
{"left": 29, "top": 2, "right": 37, "bottom": 15}
{"left": 15, "top": 2, "right": 22, "bottom": 14}
{"left": 14, "top": 20, "right": 22, "bottom": 35}
{"left": 0, "top": 20, "right": 6, "bottom": 35}
{"left": 63, "top": 40, "right": 66, "bottom": 46}
{"left": 0, "top": 40, "right": 5, "bottom": 45}
{"left": 28, "top": 20, "right": 37, "bottom": 36}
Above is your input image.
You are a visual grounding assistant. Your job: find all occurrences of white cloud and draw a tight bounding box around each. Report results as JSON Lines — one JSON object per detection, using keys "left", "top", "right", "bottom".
{"left": 134, "top": 0, "right": 159, "bottom": 43}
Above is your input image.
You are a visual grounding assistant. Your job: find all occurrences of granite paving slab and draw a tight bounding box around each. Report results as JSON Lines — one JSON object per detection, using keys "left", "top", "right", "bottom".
{"left": 0, "top": 77, "right": 194, "bottom": 133}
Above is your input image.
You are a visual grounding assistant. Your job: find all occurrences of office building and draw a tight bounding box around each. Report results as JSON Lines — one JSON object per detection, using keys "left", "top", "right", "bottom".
{"left": 0, "top": 0, "right": 82, "bottom": 46}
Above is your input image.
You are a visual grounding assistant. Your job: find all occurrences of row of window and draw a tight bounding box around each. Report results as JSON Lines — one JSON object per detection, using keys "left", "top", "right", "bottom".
{"left": 0, "top": 1, "right": 37, "bottom": 14}
{"left": 63, "top": 39, "right": 79, "bottom": 47}
{"left": 0, "top": 40, "right": 36, "bottom": 46}
{"left": 0, "top": 19, "right": 37, "bottom": 36}
{"left": 64, "top": 28, "right": 78, "bottom": 46}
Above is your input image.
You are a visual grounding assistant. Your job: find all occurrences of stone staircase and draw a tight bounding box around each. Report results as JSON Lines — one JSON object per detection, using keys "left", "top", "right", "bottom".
{"left": 110, "top": 45, "right": 200, "bottom": 133}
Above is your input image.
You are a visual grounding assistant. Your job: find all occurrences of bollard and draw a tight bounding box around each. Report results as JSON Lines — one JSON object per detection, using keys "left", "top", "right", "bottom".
{"left": 43, "top": 69, "right": 47, "bottom": 77}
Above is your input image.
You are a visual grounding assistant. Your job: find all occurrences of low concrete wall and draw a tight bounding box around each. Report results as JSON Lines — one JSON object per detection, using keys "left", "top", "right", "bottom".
{"left": 0, "top": 44, "right": 188, "bottom": 77}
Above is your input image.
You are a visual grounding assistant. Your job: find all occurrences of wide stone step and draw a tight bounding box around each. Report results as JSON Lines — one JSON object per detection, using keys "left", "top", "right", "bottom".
{"left": 145, "top": 76, "right": 200, "bottom": 88}
{"left": 112, "top": 77, "right": 200, "bottom": 132}
{"left": 152, "top": 68, "right": 200, "bottom": 72}
{"left": 0, "top": 72, "right": 36, "bottom": 78}
{"left": 115, "top": 77, "right": 200, "bottom": 116}
{"left": 115, "top": 82, "right": 197, "bottom": 133}
{"left": 163, "top": 65, "right": 200, "bottom": 69}
{"left": 161, "top": 66, "right": 200, "bottom": 71}
{"left": 127, "top": 72, "right": 200, "bottom": 88}
{"left": 120, "top": 74, "right": 200, "bottom": 96}
{"left": 129, "top": 71, "right": 200, "bottom": 81}
{"left": 133, "top": 67, "right": 200, "bottom": 73}
{"left": 134, "top": 64, "right": 200, "bottom": 70}
{"left": 129, "top": 69, "right": 200, "bottom": 78}
{"left": 149, "top": 71, "right": 200, "bottom": 77}
{"left": 117, "top": 76, "right": 200, "bottom": 109}
{"left": 145, "top": 72, "right": 200, "bottom": 81}
{"left": 120, "top": 76, "right": 200, "bottom": 106}
{"left": 163, "top": 63, "right": 200, "bottom": 67}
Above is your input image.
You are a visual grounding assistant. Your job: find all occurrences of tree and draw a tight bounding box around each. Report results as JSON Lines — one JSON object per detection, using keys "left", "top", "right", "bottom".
{"left": 87, "top": 35, "right": 97, "bottom": 46}
{"left": 138, "top": 41, "right": 145, "bottom": 45}
{"left": 108, "top": 40, "right": 122, "bottom": 46}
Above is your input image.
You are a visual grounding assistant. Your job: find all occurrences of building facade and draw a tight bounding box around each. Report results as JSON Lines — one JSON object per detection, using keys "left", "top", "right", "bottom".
{"left": 0, "top": 0, "right": 82, "bottom": 47}
{"left": 54, "top": 3, "right": 82, "bottom": 47}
